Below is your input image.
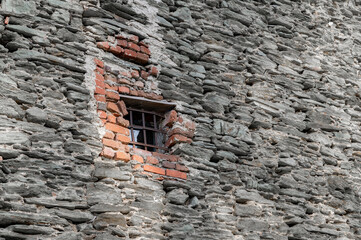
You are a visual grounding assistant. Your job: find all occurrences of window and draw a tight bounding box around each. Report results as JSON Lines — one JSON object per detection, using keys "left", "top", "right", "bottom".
{"left": 120, "top": 95, "right": 176, "bottom": 153}
{"left": 125, "top": 108, "right": 166, "bottom": 153}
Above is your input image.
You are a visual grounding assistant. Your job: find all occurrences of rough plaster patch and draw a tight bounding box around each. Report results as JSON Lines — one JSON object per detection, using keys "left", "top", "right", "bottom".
{"left": 83, "top": 43, "right": 105, "bottom": 141}
{"left": 129, "top": 0, "right": 177, "bottom": 68}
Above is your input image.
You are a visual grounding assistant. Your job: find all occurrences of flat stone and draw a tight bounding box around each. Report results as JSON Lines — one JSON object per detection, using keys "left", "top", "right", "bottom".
{"left": 24, "top": 198, "right": 88, "bottom": 209}
{"left": 0, "top": 211, "right": 69, "bottom": 227}
{"left": 26, "top": 107, "right": 48, "bottom": 124}
{"left": 237, "top": 218, "right": 269, "bottom": 231}
{"left": 0, "top": 97, "right": 24, "bottom": 119}
{"left": 93, "top": 213, "right": 126, "bottom": 230}
{"left": 6, "top": 24, "right": 47, "bottom": 38}
{"left": 1, "top": 0, "right": 37, "bottom": 15}
{"left": 55, "top": 209, "right": 93, "bottom": 223}
{"left": 11, "top": 225, "right": 55, "bottom": 235}
{"left": 0, "top": 131, "right": 29, "bottom": 145}
{"left": 166, "top": 189, "right": 188, "bottom": 205}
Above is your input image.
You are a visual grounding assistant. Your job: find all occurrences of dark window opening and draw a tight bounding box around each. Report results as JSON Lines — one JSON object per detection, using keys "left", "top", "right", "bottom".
{"left": 125, "top": 108, "right": 166, "bottom": 153}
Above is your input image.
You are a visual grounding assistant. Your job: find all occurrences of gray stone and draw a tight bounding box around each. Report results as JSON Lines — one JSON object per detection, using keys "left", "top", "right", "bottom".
{"left": 172, "top": 7, "right": 193, "bottom": 22}
{"left": 235, "top": 204, "right": 262, "bottom": 217}
{"left": 237, "top": 218, "right": 269, "bottom": 231}
{"left": 93, "top": 213, "right": 126, "bottom": 230}
{"left": 167, "top": 188, "right": 188, "bottom": 205}
{"left": 0, "top": 131, "right": 29, "bottom": 145}
{"left": 55, "top": 209, "right": 93, "bottom": 223}
{"left": 11, "top": 225, "right": 55, "bottom": 235}
{"left": 1, "top": 0, "right": 37, "bottom": 15}
{"left": 26, "top": 107, "right": 48, "bottom": 124}
{"left": 6, "top": 25, "right": 47, "bottom": 38}
{"left": 0, "top": 211, "right": 69, "bottom": 227}
{"left": 0, "top": 97, "right": 25, "bottom": 119}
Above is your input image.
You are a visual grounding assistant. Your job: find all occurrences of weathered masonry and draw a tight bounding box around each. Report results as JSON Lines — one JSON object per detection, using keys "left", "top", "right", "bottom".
{"left": 0, "top": 0, "right": 360, "bottom": 239}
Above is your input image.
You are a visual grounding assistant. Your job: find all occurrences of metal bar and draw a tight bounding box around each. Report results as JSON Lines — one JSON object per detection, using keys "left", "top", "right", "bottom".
{"left": 129, "top": 141, "right": 168, "bottom": 150}
{"left": 142, "top": 112, "right": 147, "bottom": 150}
{"left": 127, "top": 107, "right": 164, "bottom": 118}
{"left": 130, "top": 111, "right": 135, "bottom": 148}
{"left": 129, "top": 125, "right": 165, "bottom": 133}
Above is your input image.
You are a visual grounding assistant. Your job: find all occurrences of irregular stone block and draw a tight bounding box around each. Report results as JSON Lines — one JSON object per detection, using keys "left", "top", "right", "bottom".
{"left": 0, "top": 131, "right": 29, "bottom": 145}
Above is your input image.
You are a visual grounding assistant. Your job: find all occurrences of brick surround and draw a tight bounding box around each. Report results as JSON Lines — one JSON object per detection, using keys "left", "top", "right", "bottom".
{"left": 94, "top": 35, "right": 195, "bottom": 180}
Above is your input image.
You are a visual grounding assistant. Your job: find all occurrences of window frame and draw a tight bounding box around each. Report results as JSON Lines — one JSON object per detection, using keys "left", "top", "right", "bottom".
{"left": 126, "top": 107, "right": 167, "bottom": 153}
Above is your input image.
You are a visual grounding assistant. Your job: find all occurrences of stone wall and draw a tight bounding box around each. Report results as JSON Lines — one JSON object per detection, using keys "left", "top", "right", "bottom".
{"left": 0, "top": 0, "right": 360, "bottom": 239}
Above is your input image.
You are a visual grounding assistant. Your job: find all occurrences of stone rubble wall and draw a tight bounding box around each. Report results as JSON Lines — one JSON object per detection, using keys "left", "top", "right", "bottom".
{"left": 0, "top": 0, "right": 360, "bottom": 239}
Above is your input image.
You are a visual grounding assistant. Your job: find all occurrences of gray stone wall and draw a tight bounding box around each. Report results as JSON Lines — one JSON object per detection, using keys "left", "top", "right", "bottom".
{"left": 0, "top": 0, "right": 360, "bottom": 239}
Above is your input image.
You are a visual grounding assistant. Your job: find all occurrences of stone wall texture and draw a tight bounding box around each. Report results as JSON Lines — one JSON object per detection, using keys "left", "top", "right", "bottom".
{"left": 0, "top": 0, "right": 361, "bottom": 239}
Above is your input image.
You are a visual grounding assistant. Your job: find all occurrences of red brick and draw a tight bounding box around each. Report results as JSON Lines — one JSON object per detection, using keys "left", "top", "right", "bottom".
{"left": 128, "top": 42, "right": 140, "bottom": 52}
{"left": 132, "top": 155, "right": 144, "bottom": 163}
{"left": 110, "top": 46, "right": 124, "bottom": 56}
{"left": 95, "top": 80, "right": 105, "bottom": 89}
{"left": 168, "top": 127, "right": 194, "bottom": 138}
{"left": 140, "top": 70, "right": 148, "bottom": 80}
{"left": 140, "top": 46, "right": 151, "bottom": 55}
{"left": 98, "top": 110, "right": 107, "bottom": 119}
{"left": 106, "top": 90, "right": 120, "bottom": 101}
{"left": 118, "top": 78, "right": 131, "bottom": 85}
{"left": 124, "top": 49, "right": 137, "bottom": 60}
{"left": 129, "top": 35, "right": 139, "bottom": 43}
{"left": 95, "top": 95, "right": 106, "bottom": 102}
{"left": 95, "top": 72, "right": 105, "bottom": 82}
{"left": 96, "top": 67, "right": 104, "bottom": 75}
{"left": 144, "top": 165, "right": 165, "bottom": 175}
{"left": 105, "top": 83, "right": 118, "bottom": 91}
{"left": 149, "top": 66, "right": 158, "bottom": 76}
{"left": 101, "top": 147, "right": 115, "bottom": 158}
{"left": 102, "top": 138, "right": 120, "bottom": 150}
{"left": 107, "top": 114, "right": 117, "bottom": 123}
{"left": 95, "top": 87, "right": 106, "bottom": 95}
{"left": 146, "top": 156, "right": 159, "bottom": 165}
{"left": 115, "top": 35, "right": 126, "bottom": 39}
{"left": 144, "top": 92, "right": 163, "bottom": 100}
{"left": 129, "top": 90, "right": 138, "bottom": 96}
{"left": 115, "top": 151, "right": 131, "bottom": 162}
{"left": 120, "top": 71, "right": 132, "bottom": 78}
{"left": 163, "top": 110, "right": 177, "bottom": 127}
{"left": 105, "top": 123, "right": 130, "bottom": 135}
{"left": 166, "top": 169, "right": 187, "bottom": 180}
{"left": 176, "top": 164, "right": 189, "bottom": 172}
{"left": 94, "top": 58, "right": 104, "bottom": 68}
{"left": 131, "top": 70, "right": 140, "bottom": 79}
{"left": 139, "top": 41, "right": 148, "bottom": 47}
{"left": 105, "top": 75, "right": 117, "bottom": 83}
{"left": 107, "top": 102, "right": 120, "bottom": 114}
{"left": 117, "top": 39, "right": 128, "bottom": 48}
{"left": 152, "top": 152, "right": 179, "bottom": 162}
{"left": 116, "top": 117, "right": 130, "bottom": 127}
{"left": 133, "top": 148, "right": 152, "bottom": 157}
{"left": 166, "top": 134, "right": 192, "bottom": 147}
{"left": 119, "top": 86, "right": 130, "bottom": 94}
{"left": 133, "top": 164, "right": 142, "bottom": 170}
{"left": 4, "top": 17, "right": 9, "bottom": 25}
{"left": 162, "top": 161, "right": 176, "bottom": 169}
{"left": 116, "top": 134, "right": 131, "bottom": 144}
{"left": 117, "top": 100, "right": 128, "bottom": 116}
{"left": 134, "top": 81, "right": 144, "bottom": 88}
{"left": 104, "top": 131, "right": 115, "bottom": 139}
{"left": 97, "top": 42, "right": 110, "bottom": 50}
{"left": 137, "top": 53, "right": 149, "bottom": 65}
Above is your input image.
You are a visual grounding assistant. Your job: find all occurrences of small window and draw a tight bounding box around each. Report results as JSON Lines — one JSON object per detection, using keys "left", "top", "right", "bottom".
{"left": 120, "top": 94, "right": 176, "bottom": 153}
{"left": 125, "top": 108, "right": 167, "bottom": 153}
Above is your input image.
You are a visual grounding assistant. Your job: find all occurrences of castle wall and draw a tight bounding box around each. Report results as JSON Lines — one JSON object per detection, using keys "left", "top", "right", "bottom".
{"left": 0, "top": 0, "right": 360, "bottom": 239}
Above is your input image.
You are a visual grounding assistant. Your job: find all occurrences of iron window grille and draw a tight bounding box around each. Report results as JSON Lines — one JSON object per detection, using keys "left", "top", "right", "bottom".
{"left": 124, "top": 107, "right": 167, "bottom": 153}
